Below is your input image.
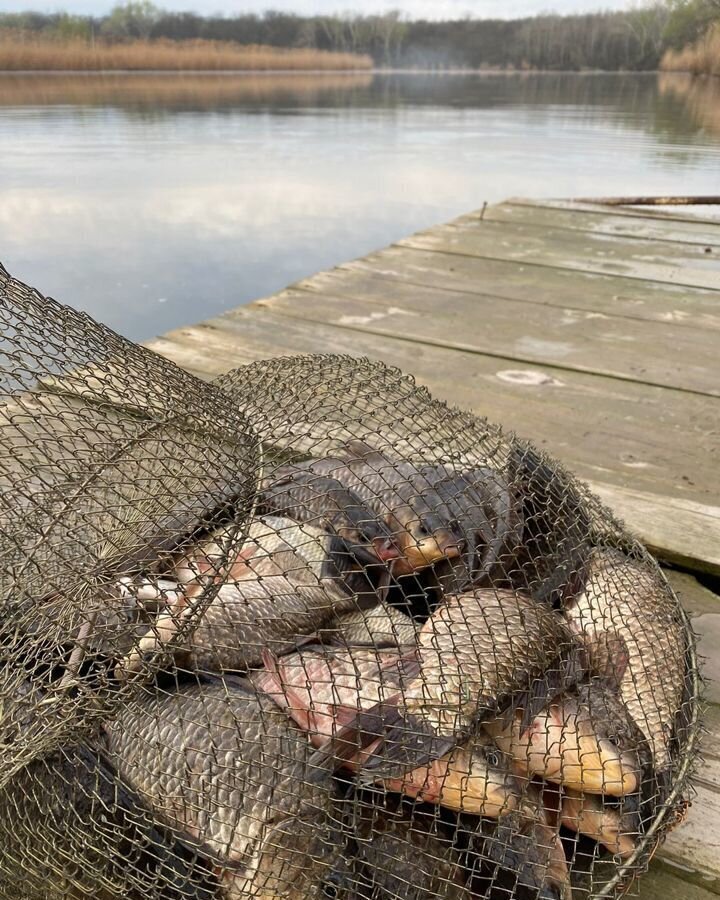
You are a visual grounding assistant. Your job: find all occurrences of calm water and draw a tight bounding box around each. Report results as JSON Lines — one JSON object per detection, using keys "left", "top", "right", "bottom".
{"left": 0, "top": 70, "right": 718, "bottom": 342}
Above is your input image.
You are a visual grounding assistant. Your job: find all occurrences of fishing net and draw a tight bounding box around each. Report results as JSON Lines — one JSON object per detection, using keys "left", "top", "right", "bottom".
{"left": 0, "top": 264, "right": 700, "bottom": 900}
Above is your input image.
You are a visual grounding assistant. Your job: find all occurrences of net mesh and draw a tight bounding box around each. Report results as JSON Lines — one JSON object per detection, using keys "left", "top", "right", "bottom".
{"left": 0, "top": 264, "right": 700, "bottom": 900}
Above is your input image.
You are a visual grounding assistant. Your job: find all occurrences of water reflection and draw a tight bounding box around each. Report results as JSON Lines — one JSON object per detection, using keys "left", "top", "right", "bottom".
{"left": 658, "top": 72, "right": 720, "bottom": 139}
{"left": 0, "top": 72, "right": 718, "bottom": 341}
{"left": 0, "top": 71, "right": 374, "bottom": 112}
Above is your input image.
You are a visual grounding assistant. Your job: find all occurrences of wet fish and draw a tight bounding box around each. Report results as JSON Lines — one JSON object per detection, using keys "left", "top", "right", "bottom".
{"left": 560, "top": 790, "right": 641, "bottom": 859}
{"left": 270, "top": 449, "right": 464, "bottom": 576}
{"left": 258, "top": 471, "right": 401, "bottom": 567}
{"left": 563, "top": 548, "right": 688, "bottom": 778}
{"left": 356, "top": 589, "right": 584, "bottom": 775}
{"left": 349, "top": 801, "right": 471, "bottom": 900}
{"left": 116, "top": 513, "right": 396, "bottom": 676}
{"left": 485, "top": 678, "right": 644, "bottom": 796}
{"left": 405, "top": 464, "right": 524, "bottom": 589}
{"left": 467, "top": 798, "right": 572, "bottom": 900}
{"left": 0, "top": 738, "right": 217, "bottom": 900}
{"left": 506, "top": 444, "right": 592, "bottom": 607}
{"left": 105, "top": 676, "right": 347, "bottom": 900}
{"left": 255, "top": 645, "right": 520, "bottom": 818}
{"left": 320, "top": 602, "right": 418, "bottom": 649}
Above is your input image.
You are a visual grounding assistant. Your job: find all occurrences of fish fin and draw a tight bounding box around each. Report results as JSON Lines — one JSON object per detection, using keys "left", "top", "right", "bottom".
{"left": 378, "top": 647, "right": 422, "bottom": 681}
{"left": 351, "top": 700, "right": 457, "bottom": 778}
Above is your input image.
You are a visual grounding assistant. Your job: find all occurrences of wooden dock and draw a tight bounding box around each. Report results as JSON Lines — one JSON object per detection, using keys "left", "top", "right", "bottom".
{"left": 145, "top": 197, "right": 720, "bottom": 898}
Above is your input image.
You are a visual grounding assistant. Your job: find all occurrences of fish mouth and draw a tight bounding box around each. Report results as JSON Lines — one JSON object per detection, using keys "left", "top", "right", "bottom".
{"left": 560, "top": 728, "right": 639, "bottom": 796}
{"left": 561, "top": 791, "right": 639, "bottom": 859}
{"left": 400, "top": 532, "right": 463, "bottom": 571}
{"left": 371, "top": 535, "right": 403, "bottom": 563}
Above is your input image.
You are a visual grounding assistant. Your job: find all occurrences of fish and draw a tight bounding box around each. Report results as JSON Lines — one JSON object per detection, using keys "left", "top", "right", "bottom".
{"left": 320, "top": 602, "right": 418, "bottom": 649}
{"left": 258, "top": 471, "right": 401, "bottom": 567}
{"left": 116, "top": 512, "right": 398, "bottom": 676}
{"left": 466, "top": 795, "right": 572, "bottom": 900}
{"left": 563, "top": 548, "right": 688, "bottom": 779}
{"left": 349, "top": 799, "right": 471, "bottom": 900}
{"left": 105, "top": 675, "right": 348, "bottom": 900}
{"left": 560, "top": 790, "right": 641, "bottom": 859}
{"left": 355, "top": 589, "right": 585, "bottom": 776}
{"left": 505, "top": 444, "right": 592, "bottom": 607}
{"left": 484, "top": 677, "right": 644, "bottom": 797}
{"left": 403, "top": 464, "right": 524, "bottom": 590}
{"left": 269, "top": 448, "right": 464, "bottom": 577}
{"left": 255, "top": 645, "right": 521, "bottom": 818}
{"left": 0, "top": 738, "right": 218, "bottom": 900}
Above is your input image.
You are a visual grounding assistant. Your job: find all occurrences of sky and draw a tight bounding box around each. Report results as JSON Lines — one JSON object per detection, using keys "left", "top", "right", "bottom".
{"left": 0, "top": 0, "right": 642, "bottom": 19}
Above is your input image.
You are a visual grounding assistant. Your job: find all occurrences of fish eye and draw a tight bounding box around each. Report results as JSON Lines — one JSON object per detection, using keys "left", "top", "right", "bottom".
{"left": 485, "top": 749, "right": 502, "bottom": 768}
{"left": 321, "top": 875, "right": 342, "bottom": 899}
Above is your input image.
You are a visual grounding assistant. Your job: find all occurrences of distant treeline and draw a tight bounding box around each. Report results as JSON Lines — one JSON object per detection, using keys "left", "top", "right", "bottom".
{"left": 1, "top": 0, "right": 719, "bottom": 71}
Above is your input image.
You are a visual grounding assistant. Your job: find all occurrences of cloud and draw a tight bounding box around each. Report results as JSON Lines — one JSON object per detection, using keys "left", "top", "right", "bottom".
{"left": 0, "top": 0, "right": 638, "bottom": 19}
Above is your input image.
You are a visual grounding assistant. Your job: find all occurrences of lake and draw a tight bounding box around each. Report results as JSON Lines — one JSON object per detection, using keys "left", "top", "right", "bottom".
{"left": 0, "top": 70, "right": 718, "bottom": 342}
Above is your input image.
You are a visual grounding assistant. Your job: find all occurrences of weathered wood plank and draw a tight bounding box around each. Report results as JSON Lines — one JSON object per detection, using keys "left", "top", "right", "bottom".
{"left": 402, "top": 219, "right": 720, "bottom": 291}
{"left": 148, "top": 308, "right": 718, "bottom": 504}
{"left": 144, "top": 307, "right": 720, "bottom": 574}
{"left": 268, "top": 285, "right": 719, "bottom": 397}
{"left": 336, "top": 246, "right": 720, "bottom": 331}
{"left": 636, "top": 865, "right": 720, "bottom": 899}
{"left": 487, "top": 200, "right": 720, "bottom": 246}
{"left": 512, "top": 197, "right": 720, "bottom": 229}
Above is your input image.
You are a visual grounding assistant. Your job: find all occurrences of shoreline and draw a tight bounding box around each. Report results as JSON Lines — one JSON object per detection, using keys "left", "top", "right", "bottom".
{"left": 0, "top": 67, "right": 664, "bottom": 76}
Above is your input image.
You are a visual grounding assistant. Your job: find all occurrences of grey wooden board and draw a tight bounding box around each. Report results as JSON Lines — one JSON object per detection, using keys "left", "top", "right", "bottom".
{"left": 144, "top": 306, "right": 720, "bottom": 575}
{"left": 636, "top": 866, "right": 720, "bottom": 900}
{"left": 262, "top": 284, "right": 718, "bottom": 397}
{"left": 484, "top": 200, "right": 720, "bottom": 247}
{"left": 512, "top": 197, "right": 720, "bottom": 229}
{"left": 337, "top": 247, "right": 720, "bottom": 331}
{"left": 402, "top": 219, "right": 720, "bottom": 291}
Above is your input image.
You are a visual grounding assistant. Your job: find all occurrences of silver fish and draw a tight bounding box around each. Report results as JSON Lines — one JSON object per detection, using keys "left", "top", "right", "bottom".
{"left": 563, "top": 548, "right": 688, "bottom": 777}
{"left": 105, "top": 676, "right": 346, "bottom": 900}
{"left": 116, "top": 513, "right": 394, "bottom": 676}
{"left": 358, "top": 589, "right": 584, "bottom": 776}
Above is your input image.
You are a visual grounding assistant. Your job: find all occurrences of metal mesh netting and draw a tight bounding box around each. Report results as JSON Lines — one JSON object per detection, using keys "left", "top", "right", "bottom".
{"left": 0, "top": 266, "right": 700, "bottom": 900}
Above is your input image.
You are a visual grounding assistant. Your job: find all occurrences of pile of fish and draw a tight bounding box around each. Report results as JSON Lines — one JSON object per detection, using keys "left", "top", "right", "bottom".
{"left": 0, "top": 270, "right": 696, "bottom": 900}
{"left": 0, "top": 430, "right": 694, "bottom": 900}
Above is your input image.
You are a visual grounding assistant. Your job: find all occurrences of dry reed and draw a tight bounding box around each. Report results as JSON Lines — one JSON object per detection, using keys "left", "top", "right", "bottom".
{"left": 0, "top": 34, "right": 373, "bottom": 71}
{"left": 660, "top": 23, "right": 720, "bottom": 77}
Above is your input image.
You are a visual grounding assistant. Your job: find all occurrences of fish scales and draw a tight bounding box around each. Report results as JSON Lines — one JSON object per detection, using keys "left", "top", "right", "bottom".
{"left": 118, "top": 516, "right": 370, "bottom": 675}
{"left": 106, "top": 678, "right": 344, "bottom": 900}
{"left": 563, "top": 549, "right": 687, "bottom": 775}
{"left": 407, "top": 589, "right": 582, "bottom": 737}
{"left": 0, "top": 740, "right": 217, "bottom": 900}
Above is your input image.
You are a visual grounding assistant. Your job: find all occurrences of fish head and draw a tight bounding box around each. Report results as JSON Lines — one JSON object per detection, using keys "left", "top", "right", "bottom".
{"left": 390, "top": 498, "right": 465, "bottom": 573}
{"left": 527, "top": 681, "right": 641, "bottom": 797}
{"left": 439, "top": 739, "right": 522, "bottom": 819}
{"left": 329, "top": 495, "right": 403, "bottom": 567}
{"left": 560, "top": 789, "right": 641, "bottom": 860}
{"left": 571, "top": 680, "right": 642, "bottom": 796}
